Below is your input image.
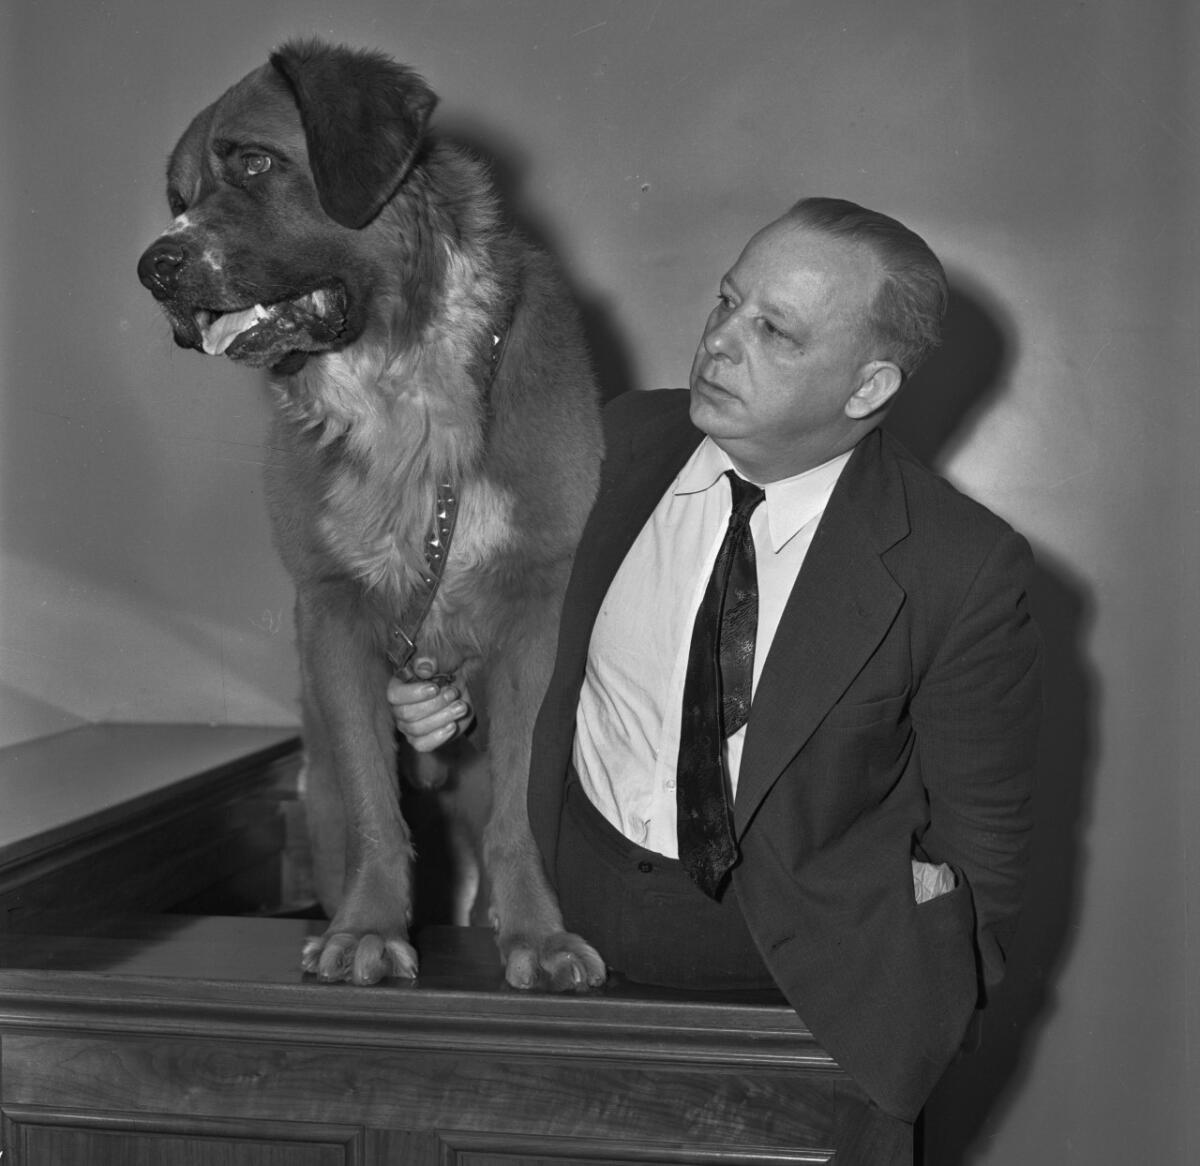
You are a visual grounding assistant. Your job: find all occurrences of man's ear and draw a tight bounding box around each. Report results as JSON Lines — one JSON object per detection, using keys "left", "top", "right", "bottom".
{"left": 844, "top": 361, "right": 903, "bottom": 420}
{"left": 271, "top": 39, "right": 438, "bottom": 230}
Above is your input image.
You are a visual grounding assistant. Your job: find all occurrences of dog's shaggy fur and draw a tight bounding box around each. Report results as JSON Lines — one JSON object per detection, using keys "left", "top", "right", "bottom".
{"left": 137, "top": 40, "right": 605, "bottom": 990}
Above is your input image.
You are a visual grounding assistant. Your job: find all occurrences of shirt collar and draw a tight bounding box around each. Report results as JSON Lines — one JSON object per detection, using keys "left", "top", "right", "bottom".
{"left": 675, "top": 437, "right": 853, "bottom": 553}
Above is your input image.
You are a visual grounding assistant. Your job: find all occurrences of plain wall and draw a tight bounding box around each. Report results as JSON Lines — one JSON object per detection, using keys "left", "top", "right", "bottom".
{"left": 1, "top": 1, "right": 1196, "bottom": 1162}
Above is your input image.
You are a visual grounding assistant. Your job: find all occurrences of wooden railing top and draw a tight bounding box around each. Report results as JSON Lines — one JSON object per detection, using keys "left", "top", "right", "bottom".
{"left": 0, "top": 918, "right": 832, "bottom": 1070}
{"left": 0, "top": 723, "right": 299, "bottom": 867}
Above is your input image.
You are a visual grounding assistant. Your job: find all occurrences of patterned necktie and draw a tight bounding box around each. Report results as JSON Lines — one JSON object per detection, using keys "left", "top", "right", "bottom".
{"left": 677, "top": 471, "right": 765, "bottom": 899}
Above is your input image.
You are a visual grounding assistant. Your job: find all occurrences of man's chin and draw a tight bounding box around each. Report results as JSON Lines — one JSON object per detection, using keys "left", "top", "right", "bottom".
{"left": 688, "top": 376, "right": 737, "bottom": 430}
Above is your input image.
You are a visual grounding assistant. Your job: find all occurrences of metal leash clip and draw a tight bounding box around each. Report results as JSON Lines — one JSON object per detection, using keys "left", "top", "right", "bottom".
{"left": 387, "top": 625, "right": 455, "bottom": 689}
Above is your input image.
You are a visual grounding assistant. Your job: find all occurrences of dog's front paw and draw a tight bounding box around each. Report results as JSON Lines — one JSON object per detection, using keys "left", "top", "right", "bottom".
{"left": 301, "top": 929, "right": 419, "bottom": 986}
{"left": 499, "top": 930, "right": 607, "bottom": 993}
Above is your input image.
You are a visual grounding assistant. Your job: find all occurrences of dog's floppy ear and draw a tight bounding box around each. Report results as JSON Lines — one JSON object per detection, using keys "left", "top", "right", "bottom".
{"left": 271, "top": 40, "right": 438, "bottom": 230}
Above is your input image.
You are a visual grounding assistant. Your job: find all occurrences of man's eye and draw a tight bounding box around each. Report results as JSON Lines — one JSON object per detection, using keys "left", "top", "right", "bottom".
{"left": 242, "top": 153, "right": 272, "bottom": 176}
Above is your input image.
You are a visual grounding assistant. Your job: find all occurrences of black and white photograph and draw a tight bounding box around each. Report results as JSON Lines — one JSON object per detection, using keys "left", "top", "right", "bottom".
{"left": 0, "top": 2, "right": 1194, "bottom": 1163}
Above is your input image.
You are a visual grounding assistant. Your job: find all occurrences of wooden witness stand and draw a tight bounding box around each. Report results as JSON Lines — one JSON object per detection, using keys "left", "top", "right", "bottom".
{"left": 0, "top": 726, "right": 847, "bottom": 1164}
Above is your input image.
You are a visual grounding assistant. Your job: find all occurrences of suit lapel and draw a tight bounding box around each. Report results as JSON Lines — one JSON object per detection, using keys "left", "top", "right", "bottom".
{"left": 733, "top": 429, "right": 910, "bottom": 838}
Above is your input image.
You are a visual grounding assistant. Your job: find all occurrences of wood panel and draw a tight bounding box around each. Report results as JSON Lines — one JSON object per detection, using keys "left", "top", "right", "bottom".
{"left": 439, "top": 1131, "right": 832, "bottom": 1164}
{"left": 3, "top": 1109, "right": 362, "bottom": 1166}
{"left": 0, "top": 876, "right": 845, "bottom": 1164}
{"left": 0, "top": 1033, "right": 838, "bottom": 1152}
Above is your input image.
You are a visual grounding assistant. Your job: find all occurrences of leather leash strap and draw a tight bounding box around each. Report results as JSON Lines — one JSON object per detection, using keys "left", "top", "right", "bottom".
{"left": 387, "top": 479, "right": 460, "bottom": 681}
{"left": 386, "top": 318, "right": 513, "bottom": 682}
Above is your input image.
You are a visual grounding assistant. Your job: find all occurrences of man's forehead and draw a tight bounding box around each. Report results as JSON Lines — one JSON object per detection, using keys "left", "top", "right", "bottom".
{"left": 731, "top": 222, "right": 882, "bottom": 318}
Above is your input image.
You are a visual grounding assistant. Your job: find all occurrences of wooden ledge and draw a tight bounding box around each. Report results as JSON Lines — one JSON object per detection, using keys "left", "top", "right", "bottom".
{"left": 0, "top": 723, "right": 300, "bottom": 867}
{"left": 0, "top": 918, "right": 833, "bottom": 1071}
{"left": 0, "top": 730, "right": 843, "bottom": 1163}
{"left": 0, "top": 724, "right": 301, "bottom": 931}
{"left": 1, "top": 924, "right": 843, "bottom": 1161}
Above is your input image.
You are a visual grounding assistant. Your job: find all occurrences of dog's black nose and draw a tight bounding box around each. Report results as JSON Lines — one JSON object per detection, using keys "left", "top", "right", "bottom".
{"left": 137, "top": 240, "right": 188, "bottom": 298}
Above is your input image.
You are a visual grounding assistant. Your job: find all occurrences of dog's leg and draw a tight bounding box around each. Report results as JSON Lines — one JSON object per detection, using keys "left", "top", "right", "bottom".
{"left": 297, "top": 682, "right": 346, "bottom": 909}
{"left": 433, "top": 736, "right": 491, "bottom": 927}
{"left": 483, "top": 588, "right": 607, "bottom": 992}
{"left": 295, "top": 582, "right": 420, "bottom": 984}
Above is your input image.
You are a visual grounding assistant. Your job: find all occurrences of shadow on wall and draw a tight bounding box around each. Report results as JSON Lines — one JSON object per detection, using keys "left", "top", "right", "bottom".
{"left": 923, "top": 550, "right": 1096, "bottom": 1165}
{"left": 888, "top": 281, "right": 1097, "bottom": 1165}
{"left": 440, "top": 118, "right": 637, "bottom": 405}
{"left": 886, "top": 275, "right": 1011, "bottom": 467}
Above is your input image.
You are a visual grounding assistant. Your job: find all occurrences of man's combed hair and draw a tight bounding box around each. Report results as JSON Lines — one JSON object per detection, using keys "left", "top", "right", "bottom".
{"left": 784, "top": 197, "right": 949, "bottom": 377}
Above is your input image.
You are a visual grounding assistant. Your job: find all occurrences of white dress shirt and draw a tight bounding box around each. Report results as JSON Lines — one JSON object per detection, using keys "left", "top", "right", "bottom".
{"left": 572, "top": 436, "right": 851, "bottom": 856}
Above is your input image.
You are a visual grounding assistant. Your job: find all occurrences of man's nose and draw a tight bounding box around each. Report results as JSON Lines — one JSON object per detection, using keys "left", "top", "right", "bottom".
{"left": 137, "top": 239, "right": 189, "bottom": 299}
{"left": 703, "top": 310, "right": 741, "bottom": 361}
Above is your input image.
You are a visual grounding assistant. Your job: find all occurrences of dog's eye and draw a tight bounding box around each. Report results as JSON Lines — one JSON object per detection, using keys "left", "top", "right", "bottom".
{"left": 167, "top": 191, "right": 187, "bottom": 216}
{"left": 242, "top": 153, "right": 272, "bottom": 177}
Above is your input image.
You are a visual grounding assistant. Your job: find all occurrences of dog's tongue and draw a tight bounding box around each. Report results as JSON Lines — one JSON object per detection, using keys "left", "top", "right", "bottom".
{"left": 193, "top": 288, "right": 346, "bottom": 368}
{"left": 201, "top": 305, "right": 269, "bottom": 355}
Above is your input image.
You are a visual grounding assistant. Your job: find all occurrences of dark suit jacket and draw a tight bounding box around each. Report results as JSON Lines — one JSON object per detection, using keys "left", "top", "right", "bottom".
{"left": 529, "top": 389, "right": 1042, "bottom": 1121}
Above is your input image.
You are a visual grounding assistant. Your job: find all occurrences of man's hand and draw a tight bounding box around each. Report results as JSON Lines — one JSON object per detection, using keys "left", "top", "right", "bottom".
{"left": 387, "top": 658, "right": 474, "bottom": 752}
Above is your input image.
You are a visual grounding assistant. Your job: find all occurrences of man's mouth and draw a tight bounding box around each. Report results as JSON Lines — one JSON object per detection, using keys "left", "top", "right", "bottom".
{"left": 189, "top": 284, "right": 349, "bottom": 367}
{"left": 693, "top": 371, "right": 730, "bottom": 396}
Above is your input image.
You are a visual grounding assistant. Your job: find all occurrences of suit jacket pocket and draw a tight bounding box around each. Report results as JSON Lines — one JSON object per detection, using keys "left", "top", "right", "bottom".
{"left": 913, "top": 875, "right": 975, "bottom": 960}
{"left": 821, "top": 690, "right": 909, "bottom": 729}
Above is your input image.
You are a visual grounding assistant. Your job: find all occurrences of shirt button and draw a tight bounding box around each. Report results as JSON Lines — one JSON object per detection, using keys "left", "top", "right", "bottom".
{"left": 637, "top": 861, "right": 654, "bottom": 874}
{"left": 665, "top": 778, "right": 676, "bottom": 790}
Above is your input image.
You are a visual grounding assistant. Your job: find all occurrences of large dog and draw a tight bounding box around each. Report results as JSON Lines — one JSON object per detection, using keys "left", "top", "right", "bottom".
{"left": 137, "top": 40, "right": 606, "bottom": 991}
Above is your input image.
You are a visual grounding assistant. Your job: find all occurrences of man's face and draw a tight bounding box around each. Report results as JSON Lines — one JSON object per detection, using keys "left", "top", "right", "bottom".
{"left": 688, "top": 220, "right": 885, "bottom": 481}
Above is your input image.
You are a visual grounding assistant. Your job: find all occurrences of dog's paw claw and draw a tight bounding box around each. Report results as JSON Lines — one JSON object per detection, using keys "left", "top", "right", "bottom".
{"left": 302, "top": 930, "right": 418, "bottom": 985}
{"left": 300, "top": 935, "right": 324, "bottom": 973}
{"left": 501, "top": 931, "right": 606, "bottom": 992}
{"left": 543, "top": 949, "right": 601, "bottom": 993}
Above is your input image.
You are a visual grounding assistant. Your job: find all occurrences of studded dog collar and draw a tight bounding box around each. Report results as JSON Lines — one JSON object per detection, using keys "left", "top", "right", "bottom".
{"left": 386, "top": 322, "right": 512, "bottom": 682}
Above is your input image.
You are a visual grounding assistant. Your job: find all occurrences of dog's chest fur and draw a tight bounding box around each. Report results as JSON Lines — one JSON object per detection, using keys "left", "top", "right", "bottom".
{"left": 274, "top": 331, "right": 517, "bottom": 642}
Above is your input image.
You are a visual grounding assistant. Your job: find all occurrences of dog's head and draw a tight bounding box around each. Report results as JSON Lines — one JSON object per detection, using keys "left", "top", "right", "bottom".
{"left": 136, "top": 41, "right": 437, "bottom": 374}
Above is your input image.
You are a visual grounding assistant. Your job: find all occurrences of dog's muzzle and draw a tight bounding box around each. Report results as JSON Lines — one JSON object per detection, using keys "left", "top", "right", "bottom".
{"left": 137, "top": 237, "right": 350, "bottom": 371}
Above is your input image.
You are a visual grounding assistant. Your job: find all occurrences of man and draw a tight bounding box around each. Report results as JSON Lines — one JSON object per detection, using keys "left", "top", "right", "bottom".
{"left": 391, "top": 198, "right": 1042, "bottom": 1162}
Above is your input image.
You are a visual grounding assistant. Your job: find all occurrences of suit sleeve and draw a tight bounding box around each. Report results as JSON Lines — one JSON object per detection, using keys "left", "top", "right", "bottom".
{"left": 910, "top": 527, "right": 1043, "bottom": 1001}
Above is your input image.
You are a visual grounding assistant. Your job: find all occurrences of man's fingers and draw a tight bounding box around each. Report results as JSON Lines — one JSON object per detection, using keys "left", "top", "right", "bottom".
{"left": 387, "top": 679, "right": 453, "bottom": 718}
{"left": 387, "top": 663, "right": 473, "bottom": 752}
{"left": 388, "top": 679, "right": 469, "bottom": 740}
{"left": 414, "top": 719, "right": 466, "bottom": 752}
{"left": 401, "top": 703, "right": 467, "bottom": 738}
